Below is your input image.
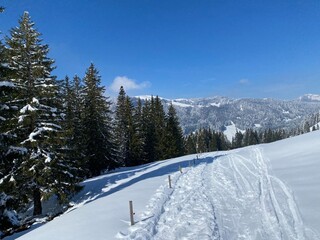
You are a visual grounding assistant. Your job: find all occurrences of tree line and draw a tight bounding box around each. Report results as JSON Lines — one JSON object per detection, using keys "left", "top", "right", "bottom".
{"left": 0, "top": 12, "right": 184, "bottom": 234}
{"left": 184, "top": 127, "right": 293, "bottom": 154}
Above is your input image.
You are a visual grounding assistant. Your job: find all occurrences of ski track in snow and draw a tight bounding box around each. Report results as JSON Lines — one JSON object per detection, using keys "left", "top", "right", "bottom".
{"left": 117, "top": 147, "right": 317, "bottom": 240}
{"left": 117, "top": 162, "right": 220, "bottom": 240}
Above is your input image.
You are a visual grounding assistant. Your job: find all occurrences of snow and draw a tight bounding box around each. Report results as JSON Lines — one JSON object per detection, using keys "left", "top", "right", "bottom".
{"left": 210, "top": 102, "right": 221, "bottom": 107}
{"left": 223, "top": 121, "right": 245, "bottom": 142}
{"left": 7, "top": 146, "right": 27, "bottom": 155}
{"left": 32, "top": 97, "right": 39, "bottom": 104}
{"left": 171, "top": 101, "right": 192, "bottom": 108}
{"left": 21, "top": 127, "right": 56, "bottom": 144}
{"left": 0, "top": 81, "right": 15, "bottom": 87}
{"left": 20, "top": 104, "right": 37, "bottom": 114}
{"left": 310, "top": 122, "right": 320, "bottom": 131}
{"left": 7, "top": 131, "right": 320, "bottom": 240}
{"left": 135, "top": 95, "right": 165, "bottom": 101}
{"left": 299, "top": 94, "right": 320, "bottom": 102}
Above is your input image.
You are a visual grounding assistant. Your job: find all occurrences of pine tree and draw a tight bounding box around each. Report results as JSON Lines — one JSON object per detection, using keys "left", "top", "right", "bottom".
{"left": 114, "top": 88, "right": 145, "bottom": 166}
{"left": 114, "top": 86, "right": 128, "bottom": 165}
{"left": 153, "top": 96, "right": 166, "bottom": 160}
{"left": 163, "top": 103, "right": 184, "bottom": 158}
{"left": 70, "top": 75, "right": 85, "bottom": 163}
{"left": 3, "top": 12, "right": 78, "bottom": 216}
{"left": 132, "top": 98, "right": 146, "bottom": 164}
{"left": 0, "top": 39, "right": 21, "bottom": 232}
{"left": 142, "top": 98, "right": 156, "bottom": 162}
{"left": 82, "top": 63, "right": 117, "bottom": 176}
{"left": 232, "top": 131, "right": 244, "bottom": 148}
{"left": 0, "top": 40, "right": 12, "bottom": 161}
{"left": 124, "top": 96, "right": 142, "bottom": 166}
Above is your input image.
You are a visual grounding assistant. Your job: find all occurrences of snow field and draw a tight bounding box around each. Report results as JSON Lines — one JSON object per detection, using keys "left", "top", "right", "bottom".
{"left": 210, "top": 147, "right": 312, "bottom": 239}
{"left": 118, "top": 146, "right": 319, "bottom": 240}
{"left": 9, "top": 131, "right": 320, "bottom": 240}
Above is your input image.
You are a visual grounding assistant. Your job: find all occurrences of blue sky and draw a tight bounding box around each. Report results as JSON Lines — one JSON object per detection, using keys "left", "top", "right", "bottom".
{"left": 1, "top": 0, "right": 320, "bottom": 99}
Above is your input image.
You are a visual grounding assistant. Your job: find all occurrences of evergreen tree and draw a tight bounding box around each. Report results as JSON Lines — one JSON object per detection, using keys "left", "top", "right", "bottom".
{"left": 132, "top": 98, "right": 146, "bottom": 164}
{"left": 114, "top": 92, "right": 147, "bottom": 166}
{"left": 184, "top": 133, "right": 197, "bottom": 154}
{"left": 153, "top": 96, "right": 166, "bottom": 160}
{"left": 142, "top": 98, "right": 156, "bottom": 162}
{"left": 82, "top": 63, "right": 117, "bottom": 176}
{"left": 3, "top": 12, "right": 77, "bottom": 216}
{"left": 70, "top": 75, "right": 85, "bottom": 163}
{"left": 124, "top": 96, "right": 142, "bottom": 166}
{"left": 164, "top": 103, "right": 184, "bottom": 158}
{"left": 0, "top": 38, "right": 21, "bottom": 231}
{"left": 114, "top": 86, "right": 128, "bottom": 165}
{"left": 0, "top": 40, "right": 12, "bottom": 161}
{"left": 232, "top": 131, "right": 244, "bottom": 148}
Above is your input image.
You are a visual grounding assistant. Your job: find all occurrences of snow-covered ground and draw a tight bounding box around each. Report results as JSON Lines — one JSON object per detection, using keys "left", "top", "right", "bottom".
{"left": 223, "top": 121, "right": 245, "bottom": 142}
{"left": 8, "top": 131, "right": 320, "bottom": 239}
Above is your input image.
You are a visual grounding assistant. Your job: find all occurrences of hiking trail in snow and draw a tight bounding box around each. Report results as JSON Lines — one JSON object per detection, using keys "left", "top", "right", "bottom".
{"left": 117, "top": 147, "right": 317, "bottom": 240}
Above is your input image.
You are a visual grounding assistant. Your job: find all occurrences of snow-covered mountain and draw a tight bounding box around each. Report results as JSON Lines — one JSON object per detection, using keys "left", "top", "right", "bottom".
{"left": 134, "top": 95, "right": 320, "bottom": 135}
{"left": 9, "top": 130, "right": 320, "bottom": 239}
{"left": 299, "top": 94, "right": 320, "bottom": 102}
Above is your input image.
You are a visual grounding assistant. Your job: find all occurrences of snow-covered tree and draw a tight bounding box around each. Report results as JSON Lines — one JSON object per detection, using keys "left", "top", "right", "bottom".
{"left": 0, "top": 40, "right": 21, "bottom": 233}
{"left": 2, "top": 12, "right": 78, "bottom": 216}
{"left": 82, "top": 63, "right": 117, "bottom": 176}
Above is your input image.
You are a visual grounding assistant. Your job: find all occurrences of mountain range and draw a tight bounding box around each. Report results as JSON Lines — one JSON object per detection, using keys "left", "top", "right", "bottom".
{"left": 134, "top": 94, "right": 320, "bottom": 136}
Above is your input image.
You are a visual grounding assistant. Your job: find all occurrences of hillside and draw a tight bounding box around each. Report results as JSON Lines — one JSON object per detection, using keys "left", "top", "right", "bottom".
{"left": 8, "top": 131, "right": 320, "bottom": 240}
{"left": 133, "top": 95, "right": 320, "bottom": 135}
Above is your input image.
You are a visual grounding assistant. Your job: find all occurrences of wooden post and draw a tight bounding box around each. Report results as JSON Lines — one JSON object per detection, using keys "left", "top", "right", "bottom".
{"left": 129, "top": 200, "right": 134, "bottom": 226}
{"left": 168, "top": 175, "right": 172, "bottom": 188}
{"left": 179, "top": 165, "right": 182, "bottom": 173}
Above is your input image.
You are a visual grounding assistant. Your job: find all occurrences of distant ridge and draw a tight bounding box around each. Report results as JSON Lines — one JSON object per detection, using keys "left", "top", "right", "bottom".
{"left": 133, "top": 95, "right": 320, "bottom": 135}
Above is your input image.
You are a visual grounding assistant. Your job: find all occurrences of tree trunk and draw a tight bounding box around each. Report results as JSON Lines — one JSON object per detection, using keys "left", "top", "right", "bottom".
{"left": 33, "top": 187, "right": 42, "bottom": 216}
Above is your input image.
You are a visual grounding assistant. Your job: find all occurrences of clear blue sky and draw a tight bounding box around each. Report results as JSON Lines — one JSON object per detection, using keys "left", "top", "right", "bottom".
{"left": 1, "top": 0, "right": 320, "bottom": 99}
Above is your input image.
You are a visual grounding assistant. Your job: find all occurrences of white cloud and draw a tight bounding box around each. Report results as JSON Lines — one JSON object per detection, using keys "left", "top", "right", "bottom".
{"left": 239, "top": 78, "right": 249, "bottom": 85}
{"left": 110, "top": 76, "right": 150, "bottom": 93}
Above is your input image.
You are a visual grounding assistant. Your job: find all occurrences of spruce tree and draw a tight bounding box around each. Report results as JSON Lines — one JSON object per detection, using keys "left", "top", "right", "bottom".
{"left": 3, "top": 12, "right": 77, "bottom": 216}
{"left": 114, "top": 86, "right": 128, "bottom": 165}
{"left": 153, "top": 96, "right": 166, "bottom": 160}
{"left": 232, "top": 131, "right": 244, "bottom": 148}
{"left": 132, "top": 98, "right": 145, "bottom": 164}
{"left": 142, "top": 98, "right": 156, "bottom": 162}
{"left": 164, "top": 103, "right": 184, "bottom": 158}
{"left": 0, "top": 40, "right": 21, "bottom": 232}
{"left": 82, "top": 63, "right": 117, "bottom": 176}
{"left": 124, "top": 96, "right": 142, "bottom": 166}
{"left": 70, "top": 75, "right": 85, "bottom": 163}
{"left": 114, "top": 87, "right": 144, "bottom": 166}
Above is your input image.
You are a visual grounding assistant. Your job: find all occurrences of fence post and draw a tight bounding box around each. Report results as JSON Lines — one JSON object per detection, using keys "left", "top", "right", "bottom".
{"left": 168, "top": 175, "right": 172, "bottom": 188}
{"left": 129, "top": 200, "right": 134, "bottom": 226}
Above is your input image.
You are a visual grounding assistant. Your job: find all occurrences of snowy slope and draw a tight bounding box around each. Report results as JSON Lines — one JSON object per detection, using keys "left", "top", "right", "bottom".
{"left": 223, "top": 121, "right": 245, "bottom": 142}
{"left": 9, "top": 131, "right": 320, "bottom": 240}
{"left": 132, "top": 95, "right": 320, "bottom": 134}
